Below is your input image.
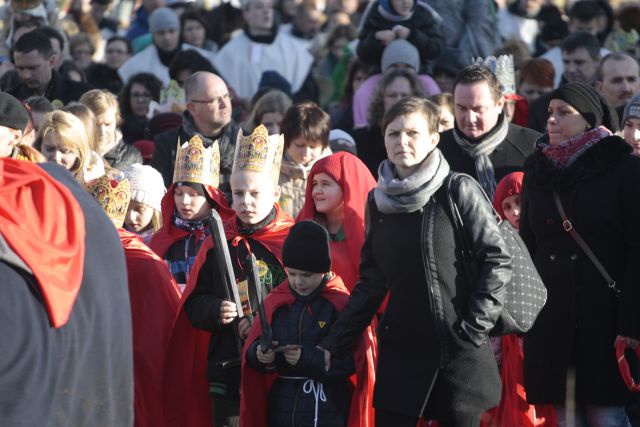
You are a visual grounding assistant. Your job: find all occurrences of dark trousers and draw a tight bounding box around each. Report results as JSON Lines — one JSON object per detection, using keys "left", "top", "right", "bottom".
{"left": 210, "top": 395, "right": 239, "bottom": 427}
{"left": 375, "top": 409, "right": 481, "bottom": 427}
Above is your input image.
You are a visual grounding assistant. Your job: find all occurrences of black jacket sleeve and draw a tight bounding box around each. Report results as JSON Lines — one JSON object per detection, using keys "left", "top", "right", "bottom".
{"left": 294, "top": 344, "right": 355, "bottom": 383}
{"left": 151, "top": 130, "right": 177, "bottom": 189}
{"left": 183, "top": 249, "right": 227, "bottom": 333}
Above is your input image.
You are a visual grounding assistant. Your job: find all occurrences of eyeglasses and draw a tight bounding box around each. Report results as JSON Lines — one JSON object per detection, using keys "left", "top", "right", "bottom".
{"left": 189, "top": 93, "right": 231, "bottom": 105}
{"left": 131, "top": 92, "right": 152, "bottom": 100}
{"left": 106, "top": 49, "right": 128, "bottom": 55}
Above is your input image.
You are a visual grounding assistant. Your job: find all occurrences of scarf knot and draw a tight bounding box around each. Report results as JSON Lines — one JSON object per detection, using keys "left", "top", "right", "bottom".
{"left": 536, "top": 126, "right": 612, "bottom": 168}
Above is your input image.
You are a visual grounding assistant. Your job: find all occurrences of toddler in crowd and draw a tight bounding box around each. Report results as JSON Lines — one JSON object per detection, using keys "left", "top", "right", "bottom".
{"left": 123, "top": 164, "right": 165, "bottom": 245}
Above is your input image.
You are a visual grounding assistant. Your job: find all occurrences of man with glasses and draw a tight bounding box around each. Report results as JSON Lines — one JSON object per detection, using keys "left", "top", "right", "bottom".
{"left": 152, "top": 71, "right": 238, "bottom": 198}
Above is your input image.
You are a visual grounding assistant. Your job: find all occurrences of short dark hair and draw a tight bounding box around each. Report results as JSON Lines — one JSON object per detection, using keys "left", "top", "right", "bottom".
{"left": 169, "top": 50, "right": 215, "bottom": 83}
{"left": 180, "top": 10, "right": 209, "bottom": 44}
{"left": 36, "top": 26, "right": 65, "bottom": 51}
{"left": 381, "top": 97, "right": 439, "bottom": 135}
{"left": 596, "top": 52, "right": 639, "bottom": 81}
{"left": 452, "top": 65, "right": 503, "bottom": 102}
{"left": 280, "top": 101, "right": 330, "bottom": 148}
{"left": 119, "top": 72, "right": 163, "bottom": 118}
{"left": 568, "top": 0, "right": 603, "bottom": 22}
{"left": 107, "top": 35, "right": 132, "bottom": 54}
{"left": 13, "top": 31, "right": 53, "bottom": 58}
{"left": 561, "top": 31, "right": 600, "bottom": 59}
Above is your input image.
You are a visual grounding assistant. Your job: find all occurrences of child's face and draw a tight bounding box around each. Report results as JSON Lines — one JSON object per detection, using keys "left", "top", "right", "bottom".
{"left": 501, "top": 195, "right": 521, "bottom": 230}
{"left": 287, "top": 267, "right": 325, "bottom": 296}
{"left": 623, "top": 117, "right": 640, "bottom": 156}
{"left": 286, "top": 137, "right": 324, "bottom": 166}
{"left": 312, "top": 172, "right": 344, "bottom": 217}
{"left": 231, "top": 171, "right": 281, "bottom": 226}
{"left": 125, "top": 200, "right": 155, "bottom": 233}
{"left": 174, "top": 184, "right": 210, "bottom": 221}
{"left": 391, "top": 0, "right": 413, "bottom": 16}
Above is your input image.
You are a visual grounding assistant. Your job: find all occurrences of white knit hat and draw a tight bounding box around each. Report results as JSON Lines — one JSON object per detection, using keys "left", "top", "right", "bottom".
{"left": 122, "top": 164, "right": 166, "bottom": 211}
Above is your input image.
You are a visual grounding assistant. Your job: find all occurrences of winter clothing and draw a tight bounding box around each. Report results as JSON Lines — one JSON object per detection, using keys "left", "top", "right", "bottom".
{"left": 282, "top": 220, "right": 332, "bottom": 273}
{"left": 550, "top": 82, "right": 619, "bottom": 131}
{"left": 123, "top": 164, "right": 166, "bottom": 211}
{"left": 148, "top": 7, "right": 179, "bottom": 33}
{"left": 623, "top": 93, "right": 640, "bottom": 123}
{"left": 104, "top": 139, "right": 143, "bottom": 170}
{"left": 521, "top": 134, "right": 640, "bottom": 406}
{"left": 492, "top": 171, "right": 523, "bottom": 221}
{"left": 7, "top": 70, "right": 92, "bottom": 105}
{"left": 0, "top": 92, "right": 28, "bottom": 131}
{"left": 320, "top": 151, "right": 511, "bottom": 420}
{"left": 85, "top": 63, "right": 124, "bottom": 95}
{"left": 151, "top": 112, "right": 239, "bottom": 198}
{"left": 380, "top": 39, "right": 421, "bottom": 72}
{"left": 352, "top": 125, "right": 386, "bottom": 178}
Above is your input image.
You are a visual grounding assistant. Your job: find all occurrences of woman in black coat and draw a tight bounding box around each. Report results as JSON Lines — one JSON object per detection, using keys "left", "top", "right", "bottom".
{"left": 320, "top": 96, "right": 512, "bottom": 427}
{"left": 521, "top": 82, "right": 640, "bottom": 425}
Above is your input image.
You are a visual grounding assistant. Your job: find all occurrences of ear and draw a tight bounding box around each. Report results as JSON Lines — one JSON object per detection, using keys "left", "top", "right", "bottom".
{"left": 273, "top": 184, "right": 282, "bottom": 202}
{"left": 496, "top": 95, "right": 505, "bottom": 109}
{"left": 595, "top": 80, "right": 603, "bottom": 92}
{"left": 431, "top": 130, "right": 440, "bottom": 147}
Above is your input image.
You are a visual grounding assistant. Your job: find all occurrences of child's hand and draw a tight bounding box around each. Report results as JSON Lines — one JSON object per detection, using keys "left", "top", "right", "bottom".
{"left": 375, "top": 30, "right": 396, "bottom": 44}
{"left": 393, "top": 25, "right": 410, "bottom": 39}
{"left": 219, "top": 301, "right": 238, "bottom": 325}
{"left": 283, "top": 345, "right": 302, "bottom": 366}
{"left": 257, "top": 341, "right": 278, "bottom": 364}
{"left": 237, "top": 318, "right": 251, "bottom": 339}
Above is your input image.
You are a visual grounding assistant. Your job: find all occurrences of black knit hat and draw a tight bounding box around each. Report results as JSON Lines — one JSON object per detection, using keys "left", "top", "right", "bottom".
{"left": 282, "top": 220, "right": 332, "bottom": 273}
{"left": 550, "top": 82, "right": 619, "bottom": 132}
{"left": 0, "top": 93, "right": 29, "bottom": 132}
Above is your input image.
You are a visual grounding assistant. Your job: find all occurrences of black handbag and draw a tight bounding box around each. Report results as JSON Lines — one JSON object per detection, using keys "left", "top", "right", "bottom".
{"left": 444, "top": 173, "right": 547, "bottom": 336}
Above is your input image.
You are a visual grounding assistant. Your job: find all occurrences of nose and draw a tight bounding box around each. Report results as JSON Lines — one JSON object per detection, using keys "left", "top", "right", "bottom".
{"left": 634, "top": 129, "right": 640, "bottom": 140}
{"left": 621, "top": 80, "right": 631, "bottom": 92}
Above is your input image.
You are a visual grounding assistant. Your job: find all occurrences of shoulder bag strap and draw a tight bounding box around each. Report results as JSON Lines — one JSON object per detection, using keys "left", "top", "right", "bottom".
{"left": 552, "top": 192, "right": 620, "bottom": 296}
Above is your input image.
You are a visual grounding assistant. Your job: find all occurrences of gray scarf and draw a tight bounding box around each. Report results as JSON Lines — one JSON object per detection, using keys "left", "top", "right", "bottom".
{"left": 452, "top": 115, "right": 509, "bottom": 200}
{"left": 374, "top": 149, "right": 451, "bottom": 214}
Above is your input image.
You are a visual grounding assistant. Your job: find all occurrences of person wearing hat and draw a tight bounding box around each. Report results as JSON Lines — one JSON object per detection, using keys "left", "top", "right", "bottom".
{"left": 240, "top": 220, "right": 376, "bottom": 427}
{"left": 123, "top": 163, "right": 166, "bottom": 244}
{"left": 118, "top": 7, "right": 216, "bottom": 86}
{"left": 520, "top": 82, "right": 640, "bottom": 425}
{"left": 622, "top": 93, "right": 640, "bottom": 156}
{"left": 0, "top": 92, "right": 40, "bottom": 160}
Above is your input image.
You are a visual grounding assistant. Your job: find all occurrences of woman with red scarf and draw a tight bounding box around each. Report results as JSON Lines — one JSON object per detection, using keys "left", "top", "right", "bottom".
{"left": 297, "top": 152, "right": 377, "bottom": 291}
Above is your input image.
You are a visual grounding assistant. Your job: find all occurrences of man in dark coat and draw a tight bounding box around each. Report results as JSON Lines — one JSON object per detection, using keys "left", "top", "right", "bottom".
{"left": 8, "top": 31, "right": 92, "bottom": 106}
{"left": 152, "top": 72, "right": 238, "bottom": 198}
{"left": 439, "top": 65, "right": 538, "bottom": 200}
{"left": 0, "top": 159, "right": 133, "bottom": 426}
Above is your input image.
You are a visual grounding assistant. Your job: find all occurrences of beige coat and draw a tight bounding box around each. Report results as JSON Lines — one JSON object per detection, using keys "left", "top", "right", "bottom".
{"left": 278, "top": 148, "right": 331, "bottom": 219}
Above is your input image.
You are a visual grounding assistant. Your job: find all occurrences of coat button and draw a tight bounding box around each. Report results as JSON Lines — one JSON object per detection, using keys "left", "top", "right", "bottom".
{"left": 570, "top": 253, "right": 578, "bottom": 261}
{"left": 549, "top": 254, "right": 556, "bottom": 261}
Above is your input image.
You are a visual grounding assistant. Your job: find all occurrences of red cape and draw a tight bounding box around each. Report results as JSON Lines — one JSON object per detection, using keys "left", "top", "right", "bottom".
{"left": 239, "top": 274, "right": 376, "bottom": 427}
{"left": 162, "top": 204, "right": 294, "bottom": 427}
{"left": 296, "top": 152, "right": 376, "bottom": 291}
{"left": 0, "top": 158, "right": 85, "bottom": 328}
{"left": 119, "top": 229, "right": 181, "bottom": 427}
{"left": 149, "top": 183, "right": 235, "bottom": 258}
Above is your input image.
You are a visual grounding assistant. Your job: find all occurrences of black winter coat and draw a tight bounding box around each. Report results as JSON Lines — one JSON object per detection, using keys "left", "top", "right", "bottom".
{"left": 521, "top": 136, "right": 640, "bottom": 406}
{"left": 246, "top": 283, "right": 355, "bottom": 427}
{"left": 104, "top": 139, "right": 143, "bottom": 170}
{"left": 321, "top": 172, "right": 512, "bottom": 419}
{"left": 439, "top": 123, "right": 539, "bottom": 184}
{"left": 8, "top": 70, "right": 92, "bottom": 105}
{"left": 357, "top": 3, "right": 443, "bottom": 66}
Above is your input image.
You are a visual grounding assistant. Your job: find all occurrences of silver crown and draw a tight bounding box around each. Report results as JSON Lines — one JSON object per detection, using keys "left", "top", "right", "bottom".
{"left": 473, "top": 55, "right": 516, "bottom": 96}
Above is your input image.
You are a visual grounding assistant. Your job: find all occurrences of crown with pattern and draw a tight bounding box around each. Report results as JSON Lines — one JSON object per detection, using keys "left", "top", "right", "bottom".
{"left": 86, "top": 173, "right": 132, "bottom": 228}
{"left": 232, "top": 125, "right": 284, "bottom": 185}
{"left": 474, "top": 55, "right": 516, "bottom": 96}
{"left": 173, "top": 134, "right": 221, "bottom": 187}
{"left": 11, "top": 0, "right": 42, "bottom": 11}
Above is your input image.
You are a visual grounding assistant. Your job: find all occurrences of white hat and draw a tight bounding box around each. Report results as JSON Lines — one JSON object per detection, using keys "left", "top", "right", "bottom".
{"left": 122, "top": 164, "right": 166, "bottom": 211}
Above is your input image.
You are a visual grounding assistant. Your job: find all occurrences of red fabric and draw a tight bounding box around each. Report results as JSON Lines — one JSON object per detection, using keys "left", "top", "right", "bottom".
{"left": 492, "top": 172, "right": 524, "bottom": 220}
{"left": 616, "top": 339, "right": 640, "bottom": 392}
{"left": 481, "top": 335, "right": 557, "bottom": 427}
{"left": 149, "top": 182, "right": 234, "bottom": 258}
{"left": 119, "top": 229, "right": 181, "bottom": 427}
{"left": 505, "top": 94, "right": 529, "bottom": 128}
{"left": 296, "top": 152, "right": 376, "bottom": 291}
{"left": 161, "top": 204, "right": 294, "bottom": 427}
{"left": 239, "top": 274, "right": 376, "bottom": 427}
{"left": 0, "top": 158, "right": 85, "bottom": 328}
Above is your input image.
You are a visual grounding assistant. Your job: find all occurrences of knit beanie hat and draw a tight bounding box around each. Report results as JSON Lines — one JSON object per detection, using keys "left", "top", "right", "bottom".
{"left": 550, "top": 82, "right": 619, "bottom": 132}
{"left": 381, "top": 39, "right": 420, "bottom": 72}
{"left": 122, "top": 164, "right": 166, "bottom": 211}
{"left": 282, "top": 220, "right": 331, "bottom": 273}
{"left": 149, "top": 7, "right": 180, "bottom": 33}
{"left": 623, "top": 93, "right": 640, "bottom": 124}
{"left": 0, "top": 93, "right": 29, "bottom": 132}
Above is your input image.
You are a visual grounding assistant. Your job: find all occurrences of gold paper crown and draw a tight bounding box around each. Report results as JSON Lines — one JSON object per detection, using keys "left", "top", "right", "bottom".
{"left": 87, "top": 174, "right": 132, "bottom": 228}
{"left": 232, "top": 125, "right": 284, "bottom": 185}
{"left": 173, "top": 135, "right": 221, "bottom": 187}
{"left": 11, "top": 0, "right": 42, "bottom": 11}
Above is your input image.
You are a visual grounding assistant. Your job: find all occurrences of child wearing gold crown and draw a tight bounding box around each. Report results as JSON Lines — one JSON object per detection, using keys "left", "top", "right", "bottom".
{"left": 162, "top": 125, "right": 294, "bottom": 427}
{"left": 86, "top": 172, "right": 181, "bottom": 427}
{"left": 149, "top": 135, "right": 234, "bottom": 292}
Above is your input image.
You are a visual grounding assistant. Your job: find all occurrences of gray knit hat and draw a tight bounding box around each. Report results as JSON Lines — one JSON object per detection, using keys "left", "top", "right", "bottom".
{"left": 381, "top": 39, "right": 420, "bottom": 72}
{"left": 122, "top": 164, "right": 166, "bottom": 211}
{"left": 623, "top": 93, "right": 640, "bottom": 124}
{"left": 148, "top": 7, "right": 180, "bottom": 33}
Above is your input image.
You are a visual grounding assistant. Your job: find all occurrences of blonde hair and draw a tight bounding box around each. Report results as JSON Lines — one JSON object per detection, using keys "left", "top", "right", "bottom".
{"left": 150, "top": 210, "right": 163, "bottom": 233}
{"left": 38, "top": 111, "right": 92, "bottom": 183}
{"left": 80, "top": 89, "right": 121, "bottom": 123}
{"left": 247, "top": 90, "right": 292, "bottom": 130}
{"left": 62, "top": 102, "right": 99, "bottom": 152}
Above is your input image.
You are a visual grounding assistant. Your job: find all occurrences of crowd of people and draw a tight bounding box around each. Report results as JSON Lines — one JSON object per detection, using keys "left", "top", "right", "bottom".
{"left": 2, "top": 0, "right": 640, "bottom": 425}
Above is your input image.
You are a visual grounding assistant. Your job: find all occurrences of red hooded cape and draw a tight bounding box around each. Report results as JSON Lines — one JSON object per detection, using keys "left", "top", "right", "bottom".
{"left": 149, "top": 183, "right": 235, "bottom": 258}
{"left": 119, "top": 229, "right": 181, "bottom": 427}
{"left": 162, "top": 204, "right": 294, "bottom": 427}
{"left": 0, "top": 158, "right": 85, "bottom": 328}
{"left": 239, "top": 274, "right": 376, "bottom": 427}
{"left": 492, "top": 172, "right": 524, "bottom": 220}
{"left": 296, "top": 152, "right": 376, "bottom": 291}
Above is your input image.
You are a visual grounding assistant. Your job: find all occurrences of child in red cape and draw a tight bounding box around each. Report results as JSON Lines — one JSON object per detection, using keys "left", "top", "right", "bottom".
{"left": 86, "top": 173, "right": 181, "bottom": 427}
{"left": 240, "top": 220, "right": 375, "bottom": 427}
{"left": 481, "top": 172, "right": 556, "bottom": 427}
